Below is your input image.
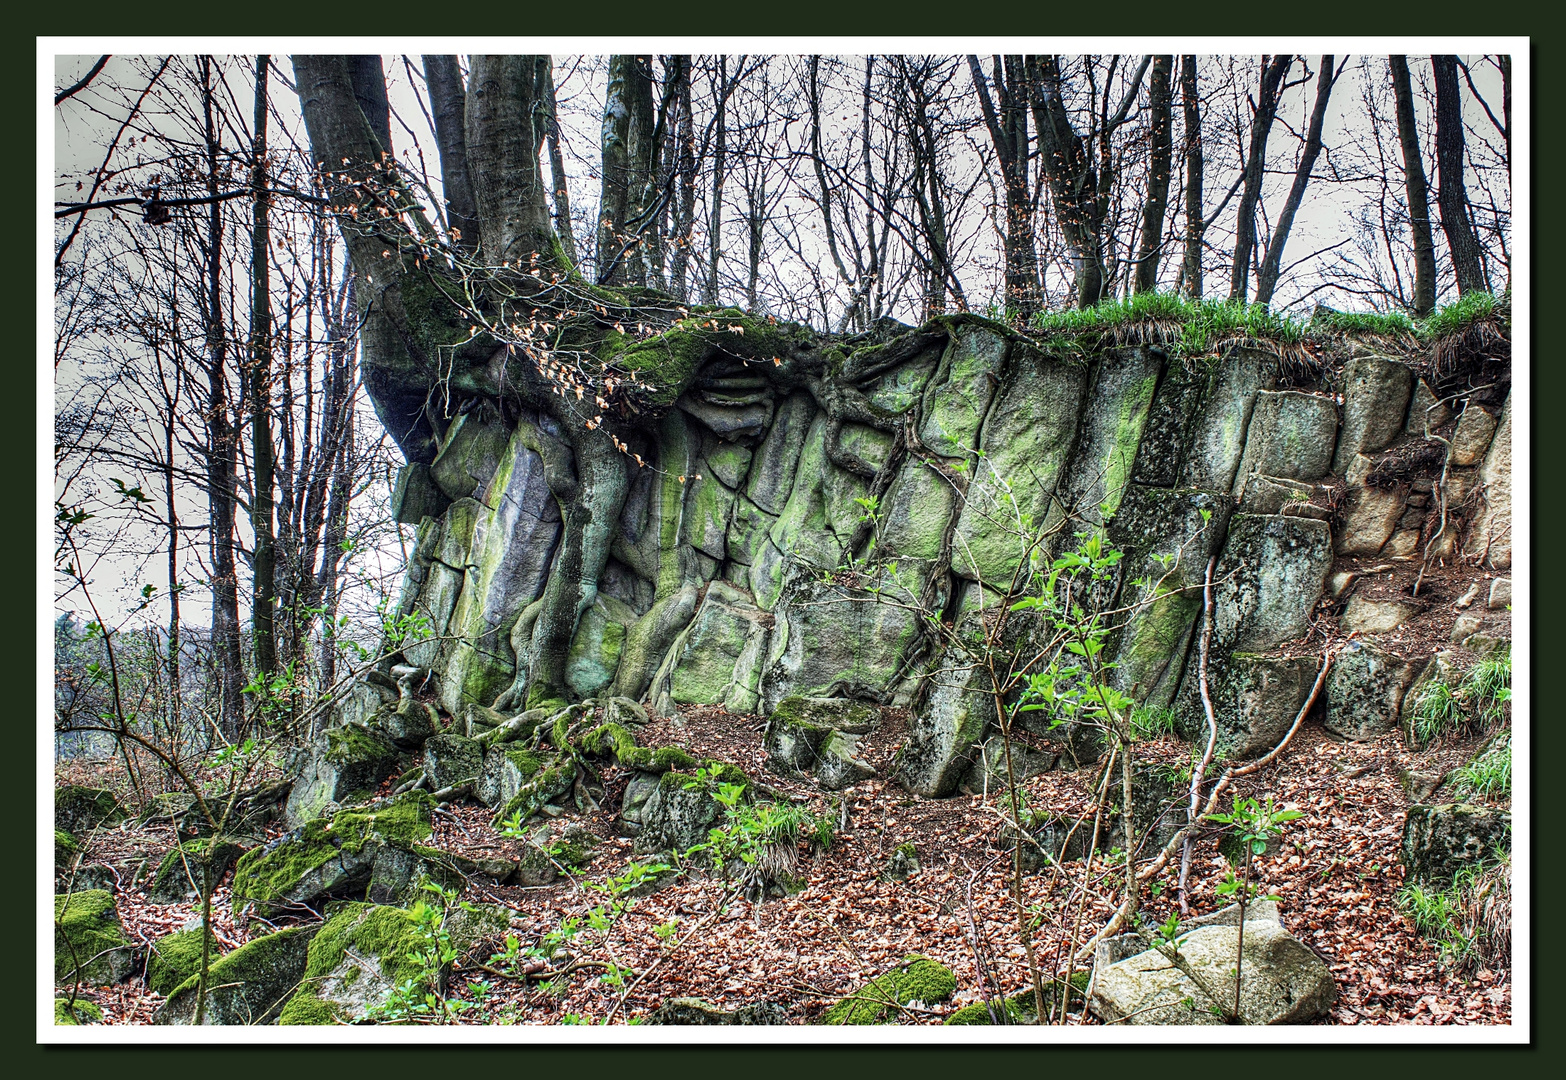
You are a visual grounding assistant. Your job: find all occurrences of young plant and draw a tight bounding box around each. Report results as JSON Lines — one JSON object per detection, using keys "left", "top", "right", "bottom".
{"left": 1205, "top": 795, "right": 1300, "bottom": 1021}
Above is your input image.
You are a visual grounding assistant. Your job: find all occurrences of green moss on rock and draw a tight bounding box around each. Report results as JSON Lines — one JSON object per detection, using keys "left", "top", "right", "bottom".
{"left": 580, "top": 721, "right": 639, "bottom": 761}
{"left": 55, "top": 829, "right": 79, "bottom": 869}
{"left": 146, "top": 928, "right": 220, "bottom": 996}
{"left": 277, "top": 991, "right": 342, "bottom": 1026}
{"left": 55, "top": 786, "right": 125, "bottom": 833}
{"left": 820, "top": 956, "right": 956, "bottom": 1024}
{"left": 55, "top": 997, "right": 103, "bottom": 1025}
{"left": 147, "top": 837, "right": 246, "bottom": 903}
{"left": 232, "top": 791, "right": 436, "bottom": 905}
{"left": 620, "top": 744, "right": 699, "bottom": 773}
{"left": 55, "top": 889, "right": 134, "bottom": 986}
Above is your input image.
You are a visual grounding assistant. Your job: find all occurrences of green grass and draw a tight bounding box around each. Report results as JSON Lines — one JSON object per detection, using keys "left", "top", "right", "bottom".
{"left": 1409, "top": 649, "right": 1510, "bottom": 746}
{"left": 1311, "top": 308, "right": 1418, "bottom": 339}
{"left": 1420, "top": 291, "right": 1503, "bottom": 340}
{"left": 1025, "top": 290, "right": 1509, "bottom": 360}
{"left": 1450, "top": 735, "right": 1510, "bottom": 801}
{"left": 1397, "top": 851, "right": 1510, "bottom": 974}
{"left": 1130, "top": 704, "right": 1178, "bottom": 741}
{"left": 1030, "top": 293, "right": 1309, "bottom": 362}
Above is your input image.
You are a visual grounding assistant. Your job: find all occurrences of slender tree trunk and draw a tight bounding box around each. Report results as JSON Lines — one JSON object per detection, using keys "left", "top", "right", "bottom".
{"left": 597, "top": 55, "right": 656, "bottom": 286}
{"left": 969, "top": 55, "right": 1039, "bottom": 319}
{"left": 667, "top": 56, "right": 696, "bottom": 302}
{"left": 249, "top": 55, "right": 277, "bottom": 678}
{"left": 540, "top": 57, "right": 577, "bottom": 269}
{"left": 421, "top": 55, "right": 480, "bottom": 256}
{"left": 1134, "top": 56, "right": 1174, "bottom": 294}
{"left": 1179, "top": 56, "right": 1205, "bottom": 298}
{"left": 1431, "top": 55, "right": 1488, "bottom": 295}
{"left": 1390, "top": 56, "right": 1437, "bottom": 315}
{"left": 704, "top": 56, "right": 728, "bottom": 306}
{"left": 1254, "top": 56, "right": 1336, "bottom": 307}
{"left": 1229, "top": 55, "right": 1292, "bottom": 302}
{"left": 200, "top": 56, "right": 244, "bottom": 738}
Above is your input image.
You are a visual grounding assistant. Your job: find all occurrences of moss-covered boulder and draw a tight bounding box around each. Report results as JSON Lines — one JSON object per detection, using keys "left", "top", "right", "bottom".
{"left": 1401, "top": 803, "right": 1511, "bottom": 884}
{"left": 55, "top": 829, "right": 79, "bottom": 870}
{"left": 423, "top": 733, "right": 484, "bottom": 791}
{"left": 277, "top": 903, "right": 426, "bottom": 1025}
{"left": 146, "top": 928, "right": 222, "bottom": 996}
{"left": 490, "top": 755, "right": 576, "bottom": 827}
{"left": 279, "top": 899, "right": 511, "bottom": 1025}
{"left": 231, "top": 791, "right": 441, "bottom": 915}
{"left": 477, "top": 743, "right": 544, "bottom": 808}
{"left": 55, "top": 786, "right": 125, "bottom": 833}
{"left": 284, "top": 722, "right": 402, "bottom": 828}
{"left": 54, "top": 997, "right": 104, "bottom": 1025}
{"left": 146, "top": 837, "right": 248, "bottom": 903}
{"left": 819, "top": 956, "right": 956, "bottom": 1024}
{"left": 373, "top": 698, "right": 438, "bottom": 750}
{"left": 156, "top": 925, "right": 316, "bottom": 1025}
{"left": 55, "top": 889, "right": 136, "bottom": 986}
{"left": 632, "top": 768, "right": 744, "bottom": 855}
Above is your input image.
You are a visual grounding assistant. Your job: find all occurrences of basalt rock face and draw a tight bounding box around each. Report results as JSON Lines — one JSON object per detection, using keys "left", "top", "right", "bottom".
{"left": 372, "top": 316, "right": 1511, "bottom": 798}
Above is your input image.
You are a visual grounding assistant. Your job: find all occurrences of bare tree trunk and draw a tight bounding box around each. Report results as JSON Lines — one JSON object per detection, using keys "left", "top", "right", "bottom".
{"left": 597, "top": 55, "right": 657, "bottom": 286}
{"left": 1134, "top": 56, "right": 1174, "bottom": 294}
{"left": 1254, "top": 56, "right": 1336, "bottom": 307}
{"left": 1431, "top": 55, "right": 1489, "bottom": 295}
{"left": 969, "top": 55, "right": 1039, "bottom": 319}
{"left": 667, "top": 56, "right": 696, "bottom": 302}
{"left": 1229, "top": 55, "right": 1292, "bottom": 303}
{"left": 200, "top": 56, "right": 244, "bottom": 738}
{"left": 421, "top": 55, "right": 480, "bottom": 256}
{"left": 1179, "top": 56, "right": 1205, "bottom": 299}
{"left": 704, "top": 56, "right": 729, "bottom": 306}
{"left": 1390, "top": 56, "right": 1438, "bottom": 316}
{"left": 540, "top": 57, "right": 577, "bottom": 269}
{"left": 249, "top": 54, "right": 277, "bottom": 678}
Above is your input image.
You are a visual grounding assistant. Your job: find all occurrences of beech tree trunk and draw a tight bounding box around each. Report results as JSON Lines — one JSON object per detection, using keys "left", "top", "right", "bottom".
{"left": 422, "top": 55, "right": 480, "bottom": 255}
{"left": 1389, "top": 55, "right": 1437, "bottom": 316}
{"left": 969, "top": 55, "right": 1039, "bottom": 318}
{"left": 1133, "top": 55, "right": 1174, "bottom": 294}
{"left": 1179, "top": 56, "right": 1205, "bottom": 299}
{"left": 199, "top": 56, "right": 244, "bottom": 736}
{"left": 249, "top": 54, "right": 277, "bottom": 677}
{"left": 1431, "top": 55, "right": 1488, "bottom": 296}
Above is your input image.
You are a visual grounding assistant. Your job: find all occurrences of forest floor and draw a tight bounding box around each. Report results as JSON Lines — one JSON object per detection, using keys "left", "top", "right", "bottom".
{"left": 55, "top": 696, "right": 1511, "bottom": 1028}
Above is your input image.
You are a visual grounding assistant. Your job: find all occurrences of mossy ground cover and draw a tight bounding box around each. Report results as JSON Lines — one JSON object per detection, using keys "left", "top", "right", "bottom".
{"left": 820, "top": 956, "right": 956, "bottom": 1024}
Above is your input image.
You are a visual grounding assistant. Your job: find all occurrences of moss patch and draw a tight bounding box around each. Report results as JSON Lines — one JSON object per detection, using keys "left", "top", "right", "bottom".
{"left": 232, "top": 792, "right": 436, "bottom": 904}
{"left": 55, "top": 829, "right": 79, "bottom": 869}
{"left": 54, "top": 889, "right": 132, "bottom": 986}
{"left": 55, "top": 786, "right": 125, "bottom": 832}
{"left": 54, "top": 997, "right": 103, "bottom": 1025}
{"left": 277, "top": 991, "right": 342, "bottom": 1026}
{"left": 165, "top": 925, "right": 312, "bottom": 1001}
{"left": 146, "top": 928, "right": 220, "bottom": 996}
{"left": 820, "top": 956, "right": 956, "bottom": 1024}
{"left": 619, "top": 745, "right": 699, "bottom": 774}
